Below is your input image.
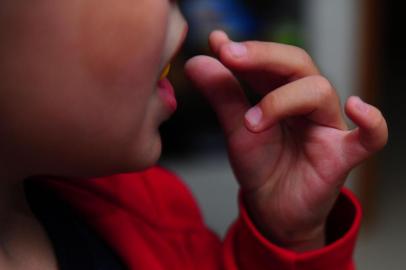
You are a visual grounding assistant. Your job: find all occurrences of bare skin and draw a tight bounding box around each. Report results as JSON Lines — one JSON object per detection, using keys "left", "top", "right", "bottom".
{"left": 185, "top": 31, "right": 388, "bottom": 251}
{"left": 0, "top": 0, "right": 186, "bottom": 268}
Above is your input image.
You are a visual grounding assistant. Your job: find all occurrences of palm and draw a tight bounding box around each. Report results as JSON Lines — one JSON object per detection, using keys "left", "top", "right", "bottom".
{"left": 227, "top": 119, "right": 349, "bottom": 230}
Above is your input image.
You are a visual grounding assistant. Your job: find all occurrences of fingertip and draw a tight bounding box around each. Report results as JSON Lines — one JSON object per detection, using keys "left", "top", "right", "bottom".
{"left": 184, "top": 55, "right": 206, "bottom": 79}
{"left": 244, "top": 119, "right": 263, "bottom": 133}
{"left": 345, "top": 96, "right": 370, "bottom": 126}
{"left": 244, "top": 106, "right": 263, "bottom": 131}
{"left": 243, "top": 105, "right": 275, "bottom": 133}
{"left": 184, "top": 55, "right": 225, "bottom": 87}
{"left": 210, "top": 30, "right": 229, "bottom": 41}
{"left": 184, "top": 55, "right": 219, "bottom": 74}
{"left": 209, "top": 30, "right": 230, "bottom": 54}
{"left": 345, "top": 96, "right": 377, "bottom": 127}
{"left": 345, "top": 96, "right": 388, "bottom": 152}
{"left": 346, "top": 96, "right": 369, "bottom": 113}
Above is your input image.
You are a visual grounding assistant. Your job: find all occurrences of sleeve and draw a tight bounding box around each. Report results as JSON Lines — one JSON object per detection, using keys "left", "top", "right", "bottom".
{"left": 222, "top": 188, "right": 362, "bottom": 270}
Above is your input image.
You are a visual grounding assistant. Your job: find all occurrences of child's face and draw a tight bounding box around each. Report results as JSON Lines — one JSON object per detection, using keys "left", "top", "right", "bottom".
{"left": 0, "top": 0, "right": 187, "bottom": 177}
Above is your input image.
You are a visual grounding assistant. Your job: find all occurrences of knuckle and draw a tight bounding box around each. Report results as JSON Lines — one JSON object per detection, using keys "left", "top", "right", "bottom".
{"left": 294, "top": 47, "right": 315, "bottom": 70}
{"left": 262, "top": 93, "right": 278, "bottom": 113}
{"left": 243, "top": 41, "right": 258, "bottom": 53}
{"left": 308, "top": 75, "right": 336, "bottom": 100}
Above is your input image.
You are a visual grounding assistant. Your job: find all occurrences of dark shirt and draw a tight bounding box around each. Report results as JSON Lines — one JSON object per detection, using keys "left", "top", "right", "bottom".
{"left": 25, "top": 180, "right": 126, "bottom": 270}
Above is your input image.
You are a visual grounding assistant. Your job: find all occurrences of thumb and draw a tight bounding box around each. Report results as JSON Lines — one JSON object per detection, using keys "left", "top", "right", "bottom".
{"left": 343, "top": 96, "right": 388, "bottom": 168}
{"left": 185, "top": 55, "right": 250, "bottom": 136}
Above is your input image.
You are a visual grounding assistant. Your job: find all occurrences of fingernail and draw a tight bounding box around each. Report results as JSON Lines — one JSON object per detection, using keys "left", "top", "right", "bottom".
{"left": 353, "top": 96, "right": 370, "bottom": 114}
{"left": 245, "top": 106, "right": 263, "bottom": 127}
{"left": 226, "top": 42, "right": 247, "bottom": 58}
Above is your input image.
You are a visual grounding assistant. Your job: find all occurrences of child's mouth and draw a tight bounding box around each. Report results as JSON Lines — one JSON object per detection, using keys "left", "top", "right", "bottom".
{"left": 156, "top": 22, "right": 188, "bottom": 113}
{"left": 157, "top": 64, "right": 177, "bottom": 112}
{"left": 159, "top": 64, "right": 171, "bottom": 81}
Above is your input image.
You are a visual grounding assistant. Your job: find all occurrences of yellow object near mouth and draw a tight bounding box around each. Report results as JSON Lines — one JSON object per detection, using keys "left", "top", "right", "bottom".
{"left": 159, "top": 64, "right": 171, "bottom": 80}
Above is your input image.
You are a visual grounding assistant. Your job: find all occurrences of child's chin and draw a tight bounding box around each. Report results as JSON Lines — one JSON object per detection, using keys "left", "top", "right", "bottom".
{"left": 92, "top": 154, "right": 162, "bottom": 178}
{"left": 125, "top": 139, "right": 163, "bottom": 172}
{"left": 98, "top": 135, "right": 164, "bottom": 176}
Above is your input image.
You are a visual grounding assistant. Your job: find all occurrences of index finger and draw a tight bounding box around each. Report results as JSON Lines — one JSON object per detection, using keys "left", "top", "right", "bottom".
{"left": 209, "top": 31, "right": 320, "bottom": 92}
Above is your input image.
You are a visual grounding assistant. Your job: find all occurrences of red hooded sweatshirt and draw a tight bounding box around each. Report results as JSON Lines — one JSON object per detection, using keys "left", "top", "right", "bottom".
{"left": 45, "top": 166, "right": 361, "bottom": 270}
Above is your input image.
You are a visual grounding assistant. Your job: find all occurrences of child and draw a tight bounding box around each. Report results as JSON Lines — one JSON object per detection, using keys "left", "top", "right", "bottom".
{"left": 0, "top": 1, "right": 387, "bottom": 269}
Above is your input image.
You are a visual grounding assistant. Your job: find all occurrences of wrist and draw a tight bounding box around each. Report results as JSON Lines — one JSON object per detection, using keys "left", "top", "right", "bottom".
{"left": 270, "top": 225, "right": 326, "bottom": 252}
{"left": 243, "top": 195, "right": 327, "bottom": 252}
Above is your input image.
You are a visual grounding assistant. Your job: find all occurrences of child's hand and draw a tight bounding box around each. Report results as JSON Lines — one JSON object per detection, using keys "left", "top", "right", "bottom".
{"left": 185, "top": 31, "right": 388, "bottom": 252}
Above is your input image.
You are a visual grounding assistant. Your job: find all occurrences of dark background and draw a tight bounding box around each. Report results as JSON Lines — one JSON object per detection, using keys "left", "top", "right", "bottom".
{"left": 160, "top": 0, "right": 306, "bottom": 157}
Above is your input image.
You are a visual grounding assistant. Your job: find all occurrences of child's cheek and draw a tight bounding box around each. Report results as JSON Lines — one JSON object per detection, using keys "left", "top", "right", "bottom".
{"left": 77, "top": 0, "right": 167, "bottom": 86}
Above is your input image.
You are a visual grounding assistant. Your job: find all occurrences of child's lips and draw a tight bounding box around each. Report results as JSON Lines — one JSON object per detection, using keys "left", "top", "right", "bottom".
{"left": 155, "top": 25, "right": 187, "bottom": 113}
{"left": 157, "top": 78, "right": 177, "bottom": 112}
{"left": 156, "top": 23, "right": 188, "bottom": 113}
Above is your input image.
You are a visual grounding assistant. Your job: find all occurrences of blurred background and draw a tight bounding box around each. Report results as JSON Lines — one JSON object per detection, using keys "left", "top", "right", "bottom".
{"left": 159, "top": 0, "right": 405, "bottom": 268}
